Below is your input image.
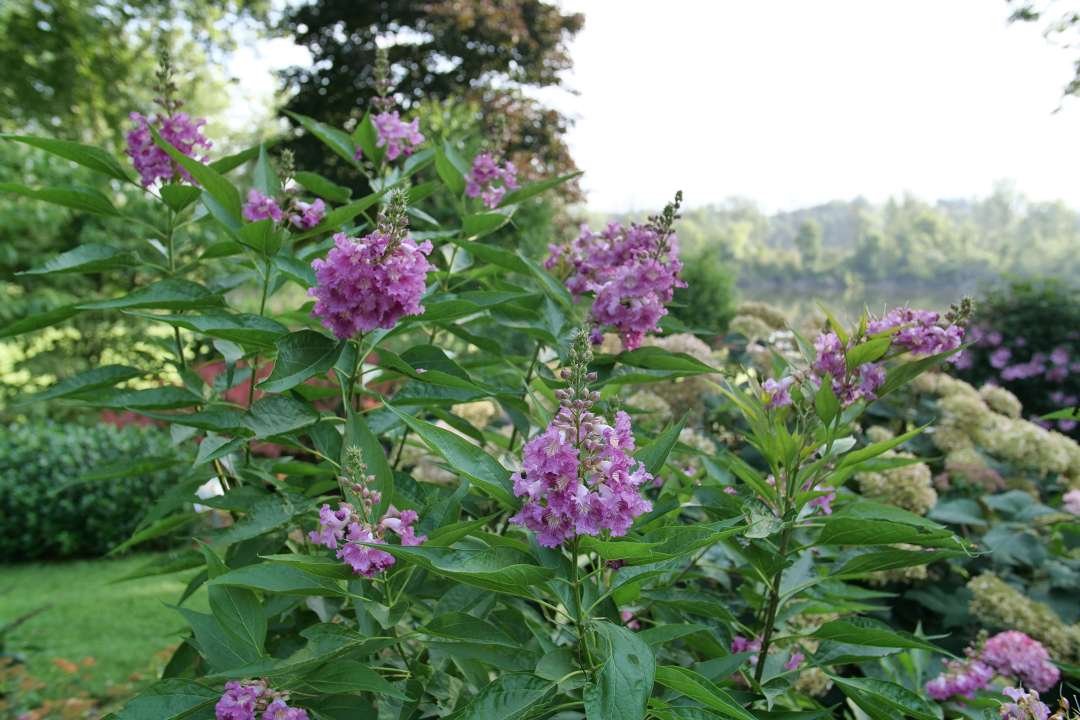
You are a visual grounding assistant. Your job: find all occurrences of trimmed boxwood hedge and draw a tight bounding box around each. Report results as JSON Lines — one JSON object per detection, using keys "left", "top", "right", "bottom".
{"left": 0, "top": 421, "right": 181, "bottom": 560}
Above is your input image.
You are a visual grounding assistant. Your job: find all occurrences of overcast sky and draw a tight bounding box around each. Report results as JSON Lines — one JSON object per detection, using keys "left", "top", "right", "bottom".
{"left": 545, "top": 0, "right": 1080, "bottom": 212}
{"left": 233, "top": 1, "right": 1080, "bottom": 213}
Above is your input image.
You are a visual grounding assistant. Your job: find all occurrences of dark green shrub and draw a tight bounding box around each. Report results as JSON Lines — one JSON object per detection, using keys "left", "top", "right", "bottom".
{"left": 0, "top": 421, "right": 181, "bottom": 560}
{"left": 671, "top": 245, "right": 738, "bottom": 334}
{"left": 955, "top": 277, "right": 1080, "bottom": 435}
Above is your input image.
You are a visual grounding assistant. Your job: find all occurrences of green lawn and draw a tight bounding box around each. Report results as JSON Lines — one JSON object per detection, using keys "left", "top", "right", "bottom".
{"left": 0, "top": 553, "right": 207, "bottom": 698}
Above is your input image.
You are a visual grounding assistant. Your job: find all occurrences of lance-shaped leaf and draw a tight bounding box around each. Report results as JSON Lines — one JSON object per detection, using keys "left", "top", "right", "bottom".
{"left": 79, "top": 278, "right": 225, "bottom": 311}
{"left": 125, "top": 312, "right": 287, "bottom": 349}
{"left": 18, "top": 244, "right": 138, "bottom": 276}
{"left": 372, "top": 544, "right": 553, "bottom": 598}
{"left": 385, "top": 403, "right": 513, "bottom": 505}
{"left": 3, "top": 134, "right": 133, "bottom": 182}
{"left": 0, "top": 182, "right": 120, "bottom": 216}
{"left": 247, "top": 396, "right": 320, "bottom": 438}
{"left": 831, "top": 676, "right": 942, "bottom": 720}
{"left": 294, "top": 171, "right": 351, "bottom": 203}
{"left": 499, "top": 171, "right": 583, "bottom": 207}
{"left": 24, "top": 364, "right": 142, "bottom": 403}
{"left": 811, "top": 617, "right": 944, "bottom": 655}
{"left": 212, "top": 563, "right": 348, "bottom": 596}
{"left": 287, "top": 111, "right": 361, "bottom": 168}
{"left": 0, "top": 304, "right": 80, "bottom": 339}
{"left": 654, "top": 665, "right": 757, "bottom": 720}
{"left": 634, "top": 413, "right": 689, "bottom": 475}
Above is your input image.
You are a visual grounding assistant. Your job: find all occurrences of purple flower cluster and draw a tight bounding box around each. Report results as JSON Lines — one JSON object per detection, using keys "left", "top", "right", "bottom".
{"left": 811, "top": 307, "right": 965, "bottom": 407}
{"left": 925, "top": 631, "right": 1060, "bottom": 702}
{"left": 812, "top": 332, "right": 886, "bottom": 406}
{"left": 289, "top": 199, "right": 326, "bottom": 230}
{"left": 364, "top": 111, "right": 424, "bottom": 161}
{"left": 309, "top": 501, "right": 426, "bottom": 578}
{"left": 510, "top": 336, "right": 653, "bottom": 547}
{"left": 868, "top": 307, "right": 964, "bottom": 357}
{"left": 215, "top": 680, "right": 308, "bottom": 720}
{"left": 731, "top": 635, "right": 763, "bottom": 665}
{"left": 243, "top": 190, "right": 283, "bottom": 223}
{"left": 465, "top": 152, "right": 519, "bottom": 208}
{"left": 763, "top": 376, "right": 795, "bottom": 408}
{"left": 999, "top": 687, "right": 1052, "bottom": 720}
{"left": 242, "top": 190, "right": 326, "bottom": 231}
{"left": 309, "top": 231, "right": 433, "bottom": 339}
{"left": 511, "top": 408, "right": 653, "bottom": 547}
{"left": 546, "top": 223, "right": 684, "bottom": 350}
{"left": 126, "top": 111, "right": 212, "bottom": 187}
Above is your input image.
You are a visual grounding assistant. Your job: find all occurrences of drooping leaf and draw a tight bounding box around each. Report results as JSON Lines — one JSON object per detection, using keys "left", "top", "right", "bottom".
{"left": 0, "top": 182, "right": 120, "bottom": 216}
{"left": 3, "top": 134, "right": 133, "bottom": 182}
{"left": 125, "top": 312, "right": 287, "bottom": 349}
{"left": 653, "top": 665, "right": 757, "bottom": 720}
{"left": 78, "top": 278, "right": 225, "bottom": 311}
{"left": 18, "top": 243, "right": 138, "bottom": 276}
{"left": 25, "top": 364, "right": 142, "bottom": 403}
{"left": 113, "top": 679, "right": 219, "bottom": 720}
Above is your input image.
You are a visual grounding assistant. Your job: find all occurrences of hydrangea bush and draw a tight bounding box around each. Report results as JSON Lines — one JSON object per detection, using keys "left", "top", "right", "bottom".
{"left": 3, "top": 56, "right": 1075, "bottom": 720}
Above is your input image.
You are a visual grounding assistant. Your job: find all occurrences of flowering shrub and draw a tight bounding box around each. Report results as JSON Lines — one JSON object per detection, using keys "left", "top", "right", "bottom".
{"left": 3, "top": 54, "right": 1075, "bottom": 720}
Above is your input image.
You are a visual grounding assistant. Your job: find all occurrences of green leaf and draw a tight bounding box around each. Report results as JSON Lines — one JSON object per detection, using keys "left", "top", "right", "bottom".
{"left": 294, "top": 171, "right": 351, "bottom": 203}
{"left": 25, "top": 364, "right": 142, "bottom": 403}
{"left": 125, "top": 312, "right": 287, "bottom": 349}
{"left": 447, "top": 674, "right": 553, "bottom": 720}
{"left": 247, "top": 395, "right": 320, "bottom": 438}
{"left": 252, "top": 144, "right": 279, "bottom": 196}
{"left": 160, "top": 184, "right": 202, "bottom": 212}
{"left": 654, "top": 665, "right": 757, "bottom": 720}
{"left": 927, "top": 498, "right": 987, "bottom": 527}
{"left": 372, "top": 544, "right": 553, "bottom": 599}
{"left": 837, "top": 425, "right": 925, "bottom": 470}
{"left": 499, "top": 171, "right": 582, "bottom": 207}
{"left": 210, "top": 139, "right": 282, "bottom": 174}
{"left": 818, "top": 501, "right": 960, "bottom": 548}
{"left": 0, "top": 182, "right": 119, "bottom": 216}
{"left": 1043, "top": 406, "right": 1080, "bottom": 421}
{"left": 301, "top": 191, "right": 383, "bottom": 237}
{"left": 178, "top": 607, "right": 262, "bottom": 671}
{"left": 422, "top": 612, "right": 518, "bottom": 647}
{"left": 18, "top": 243, "right": 138, "bottom": 276}
{"left": 110, "top": 513, "right": 196, "bottom": 555}
{"left": 0, "top": 304, "right": 79, "bottom": 339}
{"left": 877, "top": 348, "right": 960, "bottom": 399}
{"left": 584, "top": 621, "right": 656, "bottom": 720}
{"left": 211, "top": 562, "right": 347, "bottom": 597}
{"left": 463, "top": 210, "right": 512, "bottom": 239}
{"left": 519, "top": 253, "right": 573, "bottom": 308}
{"left": 635, "top": 413, "right": 689, "bottom": 475}
{"left": 829, "top": 547, "right": 964, "bottom": 577}
{"left": 811, "top": 617, "right": 943, "bottom": 654}
{"left": 288, "top": 111, "right": 360, "bottom": 168}
{"left": 238, "top": 218, "right": 281, "bottom": 256}
{"left": 448, "top": 238, "right": 532, "bottom": 273}
{"left": 846, "top": 336, "right": 891, "bottom": 370}
{"left": 386, "top": 404, "right": 513, "bottom": 505}
{"left": 76, "top": 456, "right": 179, "bottom": 485}
{"left": 436, "top": 146, "right": 466, "bottom": 195}
{"left": 616, "top": 347, "right": 717, "bottom": 375}
{"left": 113, "top": 679, "right": 219, "bottom": 720}
{"left": 260, "top": 330, "right": 343, "bottom": 393}
{"left": 88, "top": 386, "right": 204, "bottom": 410}
{"left": 261, "top": 554, "right": 354, "bottom": 580}
{"left": 815, "top": 379, "right": 840, "bottom": 425}
{"left": 831, "top": 676, "right": 942, "bottom": 720}
{"left": 150, "top": 125, "right": 242, "bottom": 221}
{"left": 301, "top": 660, "right": 408, "bottom": 699}
{"left": 78, "top": 278, "right": 225, "bottom": 311}
{"left": 3, "top": 134, "right": 133, "bottom": 182}
{"left": 202, "top": 545, "right": 267, "bottom": 658}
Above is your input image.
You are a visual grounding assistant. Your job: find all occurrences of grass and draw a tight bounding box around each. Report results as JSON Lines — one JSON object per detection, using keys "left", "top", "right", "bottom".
{"left": 0, "top": 552, "right": 208, "bottom": 698}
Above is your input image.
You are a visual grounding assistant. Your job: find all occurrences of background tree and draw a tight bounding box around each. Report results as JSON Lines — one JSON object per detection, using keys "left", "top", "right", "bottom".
{"left": 278, "top": 0, "right": 584, "bottom": 193}
{"left": 794, "top": 218, "right": 823, "bottom": 270}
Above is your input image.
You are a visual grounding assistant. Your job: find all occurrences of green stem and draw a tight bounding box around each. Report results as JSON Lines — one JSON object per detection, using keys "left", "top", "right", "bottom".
{"left": 507, "top": 341, "right": 543, "bottom": 451}
{"left": 345, "top": 336, "right": 364, "bottom": 413}
{"left": 245, "top": 257, "right": 272, "bottom": 411}
{"left": 570, "top": 536, "right": 594, "bottom": 672}
{"left": 164, "top": 209, "right": 186, "bottom": 370}
{"left": 754, "top": 522, "right": 793, "bottom": 682}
